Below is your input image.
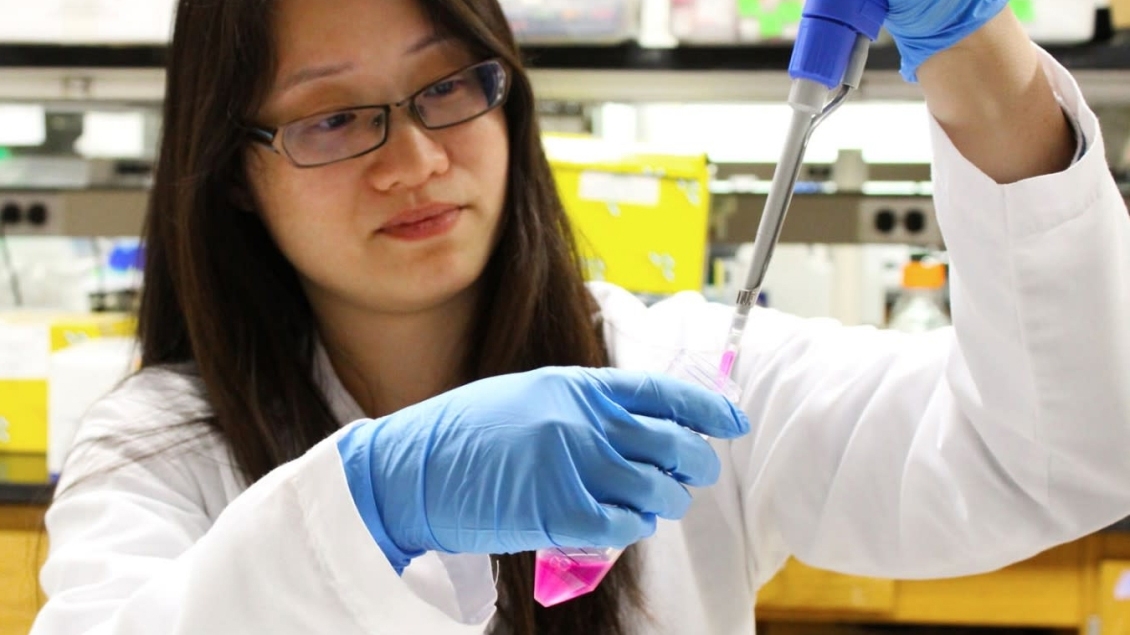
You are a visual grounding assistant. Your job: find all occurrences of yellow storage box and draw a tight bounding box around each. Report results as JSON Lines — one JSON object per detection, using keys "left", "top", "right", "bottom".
{"left": 0, "top": 312, "right": 135, "bottom": 453}
{"left": 544, "top": 134, "right": 712, "bottom": 296}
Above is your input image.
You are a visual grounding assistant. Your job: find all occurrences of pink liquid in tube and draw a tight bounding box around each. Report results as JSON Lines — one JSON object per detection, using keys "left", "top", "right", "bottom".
{"left": 533, "top": 351, "right": 744, "bottom": 607}
{"left": 533, "top": 547, "right": 621, "bottom": 608}
{"left": 717, "top": 349, "right": 738, "bottom": 382}
{"left": 718, "top": 348, "right": 736, "bottom": 384}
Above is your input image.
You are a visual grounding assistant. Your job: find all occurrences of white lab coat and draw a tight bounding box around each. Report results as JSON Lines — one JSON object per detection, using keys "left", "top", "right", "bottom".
{"left": 31, "top": 49, "right": 1130, "bottom": 635}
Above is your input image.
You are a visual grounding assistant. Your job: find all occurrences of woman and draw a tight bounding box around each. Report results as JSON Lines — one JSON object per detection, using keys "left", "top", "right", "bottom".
{"left": 31, "top": 0, "right": 1130, "bottom": 633}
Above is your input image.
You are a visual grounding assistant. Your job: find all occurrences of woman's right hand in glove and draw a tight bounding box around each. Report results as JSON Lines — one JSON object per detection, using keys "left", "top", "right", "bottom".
{"left": 336, "top": 366, "right": 750, "bottom": 573}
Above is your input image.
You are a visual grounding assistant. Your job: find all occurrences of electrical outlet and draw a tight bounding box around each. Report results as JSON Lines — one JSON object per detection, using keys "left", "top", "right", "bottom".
{"left": 0, "top": 202, "right": 19, "bottom": 225}
{"left": 856, "top": 198, "right": 943, "bottom": 246}
{"left": 0, "top": 192, "right": 64, "bottom": 236}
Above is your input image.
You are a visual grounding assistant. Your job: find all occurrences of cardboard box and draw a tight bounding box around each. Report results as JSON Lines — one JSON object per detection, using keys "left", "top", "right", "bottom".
{"left": 1112, "top": 0, "right": 1130, "bottom": 29}
{"left": 0, "top": 312, "right": 135, "bottom": 453}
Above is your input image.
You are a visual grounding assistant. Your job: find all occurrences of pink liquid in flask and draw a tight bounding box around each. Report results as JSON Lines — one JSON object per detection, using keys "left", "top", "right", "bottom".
{"left": 533, "top": 547, "right": 620, "bottom": 607}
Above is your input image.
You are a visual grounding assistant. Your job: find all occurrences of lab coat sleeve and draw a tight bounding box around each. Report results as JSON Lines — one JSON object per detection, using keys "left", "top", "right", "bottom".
{"left": 593, "top": 47, "right": 1129, "bottom": 585}
{"left": 729, "top": 48, "right": 1130, "bottom": 581}
{"left": 32, "top": 375, "right": 494, "bottom": 634}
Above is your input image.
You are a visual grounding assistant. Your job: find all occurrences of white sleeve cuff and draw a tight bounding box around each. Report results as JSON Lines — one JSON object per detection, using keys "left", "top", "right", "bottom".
{"left": 1057, "top": 94, "right": 1088, "bottom": 165}
{"left": 1038, "top": 45, "right": 1093, "bottom": 166}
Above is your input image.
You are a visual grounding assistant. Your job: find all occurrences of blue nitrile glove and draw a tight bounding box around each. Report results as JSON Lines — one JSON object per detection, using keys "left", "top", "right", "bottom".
{"left": 886, "top": 0, "right": 1010, "bottom": 82}
{"left": 337, "top": 366, "right": 750, "bottom": 574}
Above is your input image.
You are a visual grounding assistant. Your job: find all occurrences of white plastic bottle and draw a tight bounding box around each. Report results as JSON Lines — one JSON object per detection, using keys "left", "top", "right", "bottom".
{"left": 887, "top": 261, "right": 950, "bottom": 333}
{"left": 1014, "top": 0, "right": 1097, "bottom": 45}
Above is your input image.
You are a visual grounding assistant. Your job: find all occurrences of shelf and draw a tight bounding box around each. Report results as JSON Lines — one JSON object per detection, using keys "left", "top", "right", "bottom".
{"left": 0, "top": 482, "right": 52, "bottom": 506}
{"left": 525, "top": 38, "right": 1130, "bottom": 73}
{"left": 0, "top": 45, "right": 166, "bottom": 68}
{"left": 2, "top": 38, "right": 1129, "bottom": 105}
{"left": 3, "top": 185, "right": 1126, "bottom": 246}
{"left": 2, "top": 37, "right": 1129, "bottom": 72}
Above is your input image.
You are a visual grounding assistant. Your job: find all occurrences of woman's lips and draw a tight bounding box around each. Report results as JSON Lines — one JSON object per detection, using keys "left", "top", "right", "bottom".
{"left": 378, "top": 206, "right": 463, "bottom": 241}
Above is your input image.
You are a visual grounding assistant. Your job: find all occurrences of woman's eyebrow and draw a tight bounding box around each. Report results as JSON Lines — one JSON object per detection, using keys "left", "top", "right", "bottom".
{"left": 279, "top": 62, "right": 355, "bottom": 94}
{"left": 276, "top": 33, "right": 451, "bottom": 95}
{"left": 405, "top": 32, "right": 452, "bottom": 55}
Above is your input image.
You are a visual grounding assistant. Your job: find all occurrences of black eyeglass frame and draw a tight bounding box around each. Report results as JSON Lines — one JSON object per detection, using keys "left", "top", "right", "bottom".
{"left": 245, "top": 58, "right": 511, "bottom": 169}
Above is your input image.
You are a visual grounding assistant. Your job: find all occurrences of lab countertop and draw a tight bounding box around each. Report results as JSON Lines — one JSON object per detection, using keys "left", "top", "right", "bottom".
{"left": 0, "top": 453, "right": 55, "bottom": 506}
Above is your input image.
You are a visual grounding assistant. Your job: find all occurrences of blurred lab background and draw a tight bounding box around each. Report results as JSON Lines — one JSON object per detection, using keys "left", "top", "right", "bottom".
{"left": 1, "top": 1, "right": 1130, "bottom": 634}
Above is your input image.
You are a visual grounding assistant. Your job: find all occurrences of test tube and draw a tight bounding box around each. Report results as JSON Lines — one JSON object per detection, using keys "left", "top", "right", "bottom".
{"left": 533, "top": 350, "right": 743, "bottom": 607}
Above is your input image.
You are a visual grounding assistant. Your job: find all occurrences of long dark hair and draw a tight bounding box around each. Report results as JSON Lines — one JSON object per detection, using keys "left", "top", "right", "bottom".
{"left": 139, "top": 0, "right": 645, "bottom": 632}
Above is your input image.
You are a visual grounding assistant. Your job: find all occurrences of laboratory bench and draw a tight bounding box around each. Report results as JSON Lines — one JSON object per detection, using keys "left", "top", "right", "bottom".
{"left": 3, "top": 454, "right": 1130, "bottom": 635}
{"left": 0, "top": 500, "right": 46, "bottom": 635}
{"left": 0, "top": 454, "right": 51, "bottom": 635}
{"left": 755, "top": 530, "right": 1130, "bottom": 635}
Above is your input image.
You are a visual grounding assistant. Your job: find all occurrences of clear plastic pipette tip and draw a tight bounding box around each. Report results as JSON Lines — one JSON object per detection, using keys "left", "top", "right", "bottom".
{"left": 716, "top": 304, "right": 751, "bottom": 383}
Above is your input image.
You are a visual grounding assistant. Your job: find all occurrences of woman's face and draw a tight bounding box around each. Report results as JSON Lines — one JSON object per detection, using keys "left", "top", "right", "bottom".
{"left": 246, "top": 0, "right": 510, "bottom": 316}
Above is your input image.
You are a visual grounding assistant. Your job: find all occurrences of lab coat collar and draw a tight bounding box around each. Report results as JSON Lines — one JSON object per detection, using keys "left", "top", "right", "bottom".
{"left": 311, "top": 338, "right": 369, "bottom": 426}
{"left": 310, "top": 338, "right": 500, "bottom": 624}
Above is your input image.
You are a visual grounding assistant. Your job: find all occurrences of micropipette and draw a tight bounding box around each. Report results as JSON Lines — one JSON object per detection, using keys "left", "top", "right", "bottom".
{"left": 534, "top": 0, "right": 892, "bottom": 608}
{"left": 717, "top": 0, "right": 890, "bottom": 382}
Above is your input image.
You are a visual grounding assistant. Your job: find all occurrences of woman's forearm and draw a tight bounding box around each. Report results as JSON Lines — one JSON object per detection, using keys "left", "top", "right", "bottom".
{"left": 916, "top": 8, "right": 1077, "bottom": 184}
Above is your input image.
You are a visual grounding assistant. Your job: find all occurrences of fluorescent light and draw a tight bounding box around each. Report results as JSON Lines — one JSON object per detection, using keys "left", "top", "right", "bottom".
{"left": 0, "top": 105, "right": 46, "bottom": 147}
{"left": 75, "top": 112, "right": 145, "bottom": 158}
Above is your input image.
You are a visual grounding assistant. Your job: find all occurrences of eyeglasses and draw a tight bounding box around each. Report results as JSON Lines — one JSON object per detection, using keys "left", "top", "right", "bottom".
{"left": 248, "top": 59, "right": 510, "bottom": 168}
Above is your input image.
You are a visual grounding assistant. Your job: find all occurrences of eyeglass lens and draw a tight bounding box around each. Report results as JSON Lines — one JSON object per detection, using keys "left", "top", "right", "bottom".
{"left": 281, "top": 60, "right": 507, "bottom": 167}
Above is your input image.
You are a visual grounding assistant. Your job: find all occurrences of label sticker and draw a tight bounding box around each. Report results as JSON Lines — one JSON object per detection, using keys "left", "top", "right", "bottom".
{"left": 1114, "top": 571, "right": 1130, "bottom": 600}
{"left": 579, "top": 172, "right": 661, "bottom": 207}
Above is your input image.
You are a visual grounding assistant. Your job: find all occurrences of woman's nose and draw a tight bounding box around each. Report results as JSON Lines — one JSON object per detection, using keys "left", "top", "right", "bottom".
{"left": 365, "top": 110, "right": 451, "bottom": 192}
